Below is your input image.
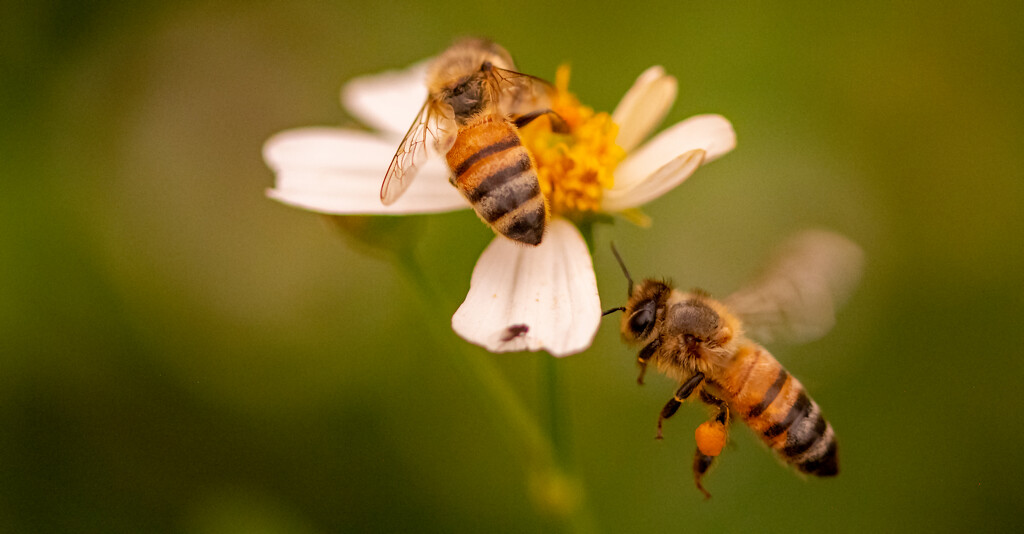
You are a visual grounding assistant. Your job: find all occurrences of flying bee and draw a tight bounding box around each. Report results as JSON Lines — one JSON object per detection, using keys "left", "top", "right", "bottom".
{"left": 604, "top": 230, "right": 863, "bottom": 498}
{"left": 380, "top": 38, "right": 564, "bottom": 245}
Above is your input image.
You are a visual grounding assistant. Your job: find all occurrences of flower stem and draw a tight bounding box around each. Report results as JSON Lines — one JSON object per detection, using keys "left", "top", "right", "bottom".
{"left": 577, "top": 220, "right": 596, "bottom": 251}
{"left": 542, "top": 353, "right": 571, "bottom": 467}
{"left": 394, "top": 250, "right": 596, "bottom": 533}
{"left": 395, "top": 251, "right": 550, "bottom": 461}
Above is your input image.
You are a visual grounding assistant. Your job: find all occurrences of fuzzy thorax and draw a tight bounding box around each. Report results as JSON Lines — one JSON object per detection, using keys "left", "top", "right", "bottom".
{"left": 653, "top": 290, "right": 742, "bottom": 380}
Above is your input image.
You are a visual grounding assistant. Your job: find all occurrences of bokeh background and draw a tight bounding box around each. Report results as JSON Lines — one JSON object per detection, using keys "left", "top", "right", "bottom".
{"left": 3, "top": 1, "right": 1022, "bottom": 532}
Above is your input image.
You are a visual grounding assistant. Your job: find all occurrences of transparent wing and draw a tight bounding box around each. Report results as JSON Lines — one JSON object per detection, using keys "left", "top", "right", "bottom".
{"left": 724, "top": 230, "right": 864, "bottom": 345}
{"left": 380, "top": 99, "right": 456, "bottom": 205}
{"left": 489, "top": 66, "right": 555, "bottom": 118}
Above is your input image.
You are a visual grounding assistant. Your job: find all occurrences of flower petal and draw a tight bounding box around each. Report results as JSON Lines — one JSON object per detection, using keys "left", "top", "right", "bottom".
{"left": 264, "top": 128, "right": 468, "bottom": 214}
{"left": 601, "top": 149, "right": 705, "bottom": 212}
{"left": 611, "top": 66, "right": 678, "bottom": 152}
{"left": 341, "top": 61, "right": 429, "bottom": 136}
{"left": 264, "top": 127, "right": 395, "bottom": 172}
{"left": 451, "top": 219, "right": 601, "bottom": 357}
{"left": 610, "top": 114, "right": 736, "bottom": 196}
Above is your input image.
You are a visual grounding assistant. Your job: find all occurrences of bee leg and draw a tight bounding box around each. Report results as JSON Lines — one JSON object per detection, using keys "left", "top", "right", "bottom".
{"left": 693, "top": 450, "right": 715, "bottom": 499}
{"left": 636, "top": 360, "right": 648, "bottom": 385}
{"left": 513, "top": 109, "right": 570, "bottom": 133}
{"left": 699, "top": 390, "right": 730, "bottom": 426}
{"left": 656, "top": 372, "right": 705, "bottom": 440}
{"left": 691, "top": 390, "right": 731, "bottom": 499}
{"left": 636, "top": 339, "right": 661, "bottom": 385}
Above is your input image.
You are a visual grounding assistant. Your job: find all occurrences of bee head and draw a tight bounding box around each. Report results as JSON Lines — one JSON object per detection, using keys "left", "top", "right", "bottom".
{"left": 618, "top": 280, "right": 671, "bottom": 344}
{"left": 429, "top": 38, "right": 515, "bottom": 122}
{"left": 603, "top": 244, "right": 668, "bottom": 343}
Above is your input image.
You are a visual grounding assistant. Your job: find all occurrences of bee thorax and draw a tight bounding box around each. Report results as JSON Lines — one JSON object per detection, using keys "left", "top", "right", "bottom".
{"left": 668, "top": 300, "right": 720, "bottom": 342}
{"left": 446, "top": 77, "right": 486, "bottom": 122}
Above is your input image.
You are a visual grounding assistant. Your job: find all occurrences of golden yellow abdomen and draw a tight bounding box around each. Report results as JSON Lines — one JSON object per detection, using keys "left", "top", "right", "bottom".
{"left": 721, "top": 342, "right": 839, "bottom": 476}
{"left": 445, "top": 116, "right": 547, "bottom": 245}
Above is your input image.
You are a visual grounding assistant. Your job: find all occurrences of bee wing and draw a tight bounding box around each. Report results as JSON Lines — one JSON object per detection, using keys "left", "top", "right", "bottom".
{"left": 488, "top": 66, "right": 555, "bottom": 117}
{"left": 724, "top": 230, "right": 864, "bottom": 345}
{"left": 380, "top": 99, "right": 457, "bottom": 205}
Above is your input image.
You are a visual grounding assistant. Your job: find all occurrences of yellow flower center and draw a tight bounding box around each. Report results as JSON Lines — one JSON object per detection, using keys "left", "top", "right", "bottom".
{"left": 519, "top": 65, "right": 625, "bottom": 220}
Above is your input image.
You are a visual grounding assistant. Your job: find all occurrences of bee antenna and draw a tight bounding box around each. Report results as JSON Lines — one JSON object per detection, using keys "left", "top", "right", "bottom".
{"left": 602, "top": 307, "right": 626, "bottom": 316}
{"left": 610, "top": 242, "right": 634, "bottom": 296}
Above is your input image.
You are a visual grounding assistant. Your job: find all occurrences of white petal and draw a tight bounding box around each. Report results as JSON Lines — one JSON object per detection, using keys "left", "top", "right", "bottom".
{"left": 264, "top": 127, "right": 395, "bottom": 172}
{"left": 451, "top": 219, "right": 601, "bottom": 357}
{"left": 611, "top": 66, "right": 678, "bottom": 152}
{"left": 264, "top": 127, "right": 468, "bottom": 214}
{"left": 610, "top": 114, "right": 736, "bottom": 196}
{"left": 341, "top": 61, "right": 430, "bottom": 136}
{"left": 601, "top": 149, "right": 705, "bottom": 212}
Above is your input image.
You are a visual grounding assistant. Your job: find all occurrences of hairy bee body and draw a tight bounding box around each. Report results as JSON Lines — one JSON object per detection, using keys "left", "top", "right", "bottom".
{"left": 641, "top": 287, "right": 838, "bottom": 479}
{"left": 610, "top": 230, "right": 862, "bottom": 497}
{"left": 381, "top": 38, "right": 552, "bottom": 245}
{"left": 425, "top": 38, "right": 514, "bottom": 102}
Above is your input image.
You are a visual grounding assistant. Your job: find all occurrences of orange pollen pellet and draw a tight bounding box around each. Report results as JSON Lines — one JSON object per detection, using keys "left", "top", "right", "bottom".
{"left": 695, "top": 421, "right": 727, "bottom": 457}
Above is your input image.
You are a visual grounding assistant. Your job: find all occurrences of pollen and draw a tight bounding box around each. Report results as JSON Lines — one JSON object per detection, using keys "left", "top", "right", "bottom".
{"left": 519, "top": 65, "right": 625, "bottom": 219}
{"left": 695, "top": 421, "right": 727, "bottom": 457}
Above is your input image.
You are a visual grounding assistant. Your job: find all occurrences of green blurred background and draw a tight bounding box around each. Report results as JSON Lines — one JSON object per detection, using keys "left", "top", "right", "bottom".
{"left": 3, "top": 1, "right": 1022, "bottom": 532}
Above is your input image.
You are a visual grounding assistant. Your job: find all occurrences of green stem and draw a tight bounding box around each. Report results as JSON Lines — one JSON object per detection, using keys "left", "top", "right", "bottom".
{"left": 546, "top": 219, "right": 597, "bottom": 468}
{"left": 577, "top": 220, "right": 595, "bottom": 251}
{"left": 393, "top": 251, "right": 598, "bottom": 532}
{"left": 395, "top": 251, "right": 552, "bottom": 465}
{"left": 394, "top": 250, "right": 596, "bottom": 533}
{"left": 542, "top": 353, "right": 571, "bottom": 467}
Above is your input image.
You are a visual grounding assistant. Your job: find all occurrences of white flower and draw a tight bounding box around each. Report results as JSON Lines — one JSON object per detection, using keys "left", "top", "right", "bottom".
{"left": 264, "top": 60, "right": 735, "bottom": 357}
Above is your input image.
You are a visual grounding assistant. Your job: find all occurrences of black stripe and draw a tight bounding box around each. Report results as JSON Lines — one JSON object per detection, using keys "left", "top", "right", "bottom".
{"left": 454, "top": 135, "right": 521, "bottom": 177}
{"left": 798, "top": 439, "right": 838, "bottom": 476}
{"left": 466, "top": 153, "right": 533, "bottom": 203}
{"left": 764, "top": 390, "right": 810, "bottom": 438}
{"left": 733, "top": 349, "right": 762, "bottom": 395}
{"left": 747, "top": 367, "right": 788, "bottom": 418}
{"left": 501, "top": 204, "right": 545, "bottom": 245}
{"left": 479, "top": 179, "right": 540, "bottom": 223}
{"left": 783, "top": 408, "right": 827, "bottom": 457}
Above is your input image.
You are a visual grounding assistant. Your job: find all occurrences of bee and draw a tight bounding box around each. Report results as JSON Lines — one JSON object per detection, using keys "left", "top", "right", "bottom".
{"left": 380, "top": 38, "right": 562, "bottom": 246}
{"left": 604, "top": 231, "right": 863, "bottom": 498}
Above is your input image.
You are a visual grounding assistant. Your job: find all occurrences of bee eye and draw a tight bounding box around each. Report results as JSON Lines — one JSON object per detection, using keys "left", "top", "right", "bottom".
{"left": 628, "top": 301, "right": 657, "bottom": 337}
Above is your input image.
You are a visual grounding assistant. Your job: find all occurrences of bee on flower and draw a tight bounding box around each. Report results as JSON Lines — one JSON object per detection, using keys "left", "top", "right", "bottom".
{"left": 264, "top": 38, "right": 736, "bottom": 357}
{"left": 380, "top": 38, "right": 557, "bottom": 246}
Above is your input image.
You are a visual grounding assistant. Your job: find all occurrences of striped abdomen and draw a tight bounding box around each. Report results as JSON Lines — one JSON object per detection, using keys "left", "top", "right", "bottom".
{"left": 445, "top": 116, "right": 547, "bottom": 245}
{"left": 721, "top": 344, "right": 838, "bottom": 476}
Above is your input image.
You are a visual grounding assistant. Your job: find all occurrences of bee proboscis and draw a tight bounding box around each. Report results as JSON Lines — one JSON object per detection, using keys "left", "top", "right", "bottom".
{"left": 606, "top": 230, "right": 863, "bottom": 498}
{"left": 381, "top": 38, "right": 561, "bottom": 246}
